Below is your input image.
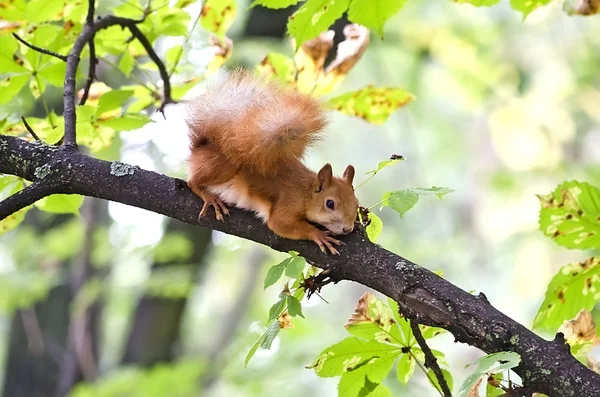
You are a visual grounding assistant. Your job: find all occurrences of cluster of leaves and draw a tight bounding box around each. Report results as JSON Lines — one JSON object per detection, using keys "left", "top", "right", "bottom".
{"left": 253, "top": 0, "right": 599, "bottom": 52}
{"left": 531, "top": 180, "right": 600, "bottom": 367}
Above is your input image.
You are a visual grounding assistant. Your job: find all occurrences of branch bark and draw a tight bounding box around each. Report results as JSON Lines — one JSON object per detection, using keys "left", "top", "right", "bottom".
{"left": 0, "top": 134, "right": 598, "bottom": 397}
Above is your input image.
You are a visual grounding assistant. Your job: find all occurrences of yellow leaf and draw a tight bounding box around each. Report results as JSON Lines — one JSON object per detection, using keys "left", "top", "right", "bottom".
{"left": 294, "top": 30, "right": 334, "bottom": 93}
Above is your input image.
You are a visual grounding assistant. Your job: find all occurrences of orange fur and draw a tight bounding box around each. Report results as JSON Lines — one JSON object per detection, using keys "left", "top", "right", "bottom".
{"left": 186, "top": 68, "right": 359, "bottom": 254}
{"left": 186, "top": 68, "right": 327, "bottom": 176}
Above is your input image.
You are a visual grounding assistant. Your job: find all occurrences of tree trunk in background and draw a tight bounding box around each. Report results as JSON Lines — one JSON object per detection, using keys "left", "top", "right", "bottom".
{"left": 2, "top": 198, "right": 107, "bottom": 397}
{"left": 121, "top": 221, "right": 212, "bottom": 366}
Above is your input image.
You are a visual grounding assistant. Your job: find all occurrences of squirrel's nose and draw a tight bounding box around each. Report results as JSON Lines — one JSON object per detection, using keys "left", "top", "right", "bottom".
{"left": 343, "top": 227, "right": 353, "bottom": 234}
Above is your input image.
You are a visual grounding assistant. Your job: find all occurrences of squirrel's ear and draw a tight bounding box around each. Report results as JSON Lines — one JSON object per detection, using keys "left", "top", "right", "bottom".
{"left": 343, "top": 165, "right": 355, "bottom": 186}
{"left": 315, "top": 163, "right": 333, "bottom": 192}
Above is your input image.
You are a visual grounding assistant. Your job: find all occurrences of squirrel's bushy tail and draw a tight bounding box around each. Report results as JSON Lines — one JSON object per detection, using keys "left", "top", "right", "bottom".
{"left": 186, "top": 68, "right": 327, "bottom": 175}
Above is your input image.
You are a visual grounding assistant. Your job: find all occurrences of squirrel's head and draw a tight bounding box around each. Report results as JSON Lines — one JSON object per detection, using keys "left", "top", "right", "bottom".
{"left": 306, "top": 164, "right": 359, "bottom": 236}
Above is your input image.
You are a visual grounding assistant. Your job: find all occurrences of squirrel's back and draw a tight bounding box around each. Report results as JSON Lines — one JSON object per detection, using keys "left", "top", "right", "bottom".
{"left": 186, "top": 68, "right": 328, "bottom": 176}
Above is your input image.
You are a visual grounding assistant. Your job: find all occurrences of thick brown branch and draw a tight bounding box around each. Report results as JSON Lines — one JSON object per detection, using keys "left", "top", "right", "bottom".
{"left": 410, "top": 319, "right": 451, "bottom": 397}
{"left": 12, "top": 33, "right": 68, "bottom": 62}
{"left": 0, "top": 134, "right": 599, "bottom": 397}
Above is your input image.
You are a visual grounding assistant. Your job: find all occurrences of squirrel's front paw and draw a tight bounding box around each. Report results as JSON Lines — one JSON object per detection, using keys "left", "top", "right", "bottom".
{"left": 310, "top": 229, "right": 344, "bottom": 255}
{"left": 198, "top": 191, "right": 229, "bottom": 221}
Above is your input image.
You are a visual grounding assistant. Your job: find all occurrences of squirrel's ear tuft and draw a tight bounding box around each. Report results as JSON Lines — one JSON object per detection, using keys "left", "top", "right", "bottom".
{"left": 343, "top": 165, "right": 355, "bottom": 186}
{"left": 316, "top": 163, "right": 333, "bottom": 192}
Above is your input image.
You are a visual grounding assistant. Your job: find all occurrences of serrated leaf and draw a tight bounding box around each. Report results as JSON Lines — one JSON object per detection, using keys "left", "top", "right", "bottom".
{"left": 328, "top": 86, "right": 415, "bottom": 125}
{"left": 268, "top": 297, "right": 286, "bottom": 322}
{"left": 27, "top": 0, "right": 63, "bottom": 22}
{"left": 347, "top": 0, "right": 406, "bottom": 38}
{"left": 365, "top": 158, "right": 404, "bottom": 175}
{"left": 260, "top": 320, "right": 281, "bottom": 349}
{"left": 284, "top": 256, "right": 306, "bottom": 278}
{"left": 256, "top": 52, "right": 297, "bottom": 85}
{"left": 97, "top": 89, "right": 134, "bottom": 116}
{"left": 338, "top": 348, "right": 399, "bottom": 396}
{"left": 251, "top": 0, "right": 303, "bottom": 8}
{"left": 245, "top": 335, "right": 263, "bottom": 367}
{"left": 429, "top": 368, "right": 454, "bottom": 395}
{"left": 98, "top": 114, "right": 152, "bottom": 131}
{"left": 510, "top": 0, "right": 552, "bottom": 17}
{"left": 533, "top": 257, "right": 600, "bottom": 331}
{"left": 366, "top": 211, "right": 383, "bottom": 243}
{"left": 35, "top": 194, "right": 84, "bottom": 215}
{"left": 200, "top": 0, "right": 237, "bottom": 37}
{"left": 119, "top": 52, "right": 135, "bottom": 77}
{"left": 459, "top": 352, "right": 520, "bottom": 397}
{"left": 538, "top": 180, "right": 600, "bottom": 250}
{"left": 38, "top": 62, "right": 66, "bottom": 87}
{"left": 381, "top": 189, "right": 419, "bottom": 218}
{"left": 287, "top": 0, "right": 350, "bottom": 49}
{"left": 0, "top": 74, "right": 30, "bottom": 105}
{"left": 396, "top": 353, "right": 416, "bottom": 385}
{"left": 307, "top": 337, "right": 400, "bottom": 378}
{"left": 410, "top": 186, "right": 455, "bottom": 199}
{"left": 344, "top": 292, "right": 403, "bottom": 344}
{"left": 264, "top": 258, "right": 291, "bottom": 289}
{"left": 287, "top": 295, "right": 304, "bottom": 318}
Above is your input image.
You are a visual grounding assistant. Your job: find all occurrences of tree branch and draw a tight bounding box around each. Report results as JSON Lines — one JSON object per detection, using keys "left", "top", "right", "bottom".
{"left": 410, "top": 319, "right": 451, "bottom": 396}
{"left": 12, "top": 33, "right": 68, "bottom": 62}
{"left": 0, "top": 134, "right": 598, "bottom": 397}
{"left": 0, "top": 180, "right": 61, "bottom": 220}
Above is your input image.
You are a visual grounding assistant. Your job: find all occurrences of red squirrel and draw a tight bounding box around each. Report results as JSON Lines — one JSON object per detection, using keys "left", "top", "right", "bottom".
{"left": 185, "top": 68, "right": 359, "bottom": 254}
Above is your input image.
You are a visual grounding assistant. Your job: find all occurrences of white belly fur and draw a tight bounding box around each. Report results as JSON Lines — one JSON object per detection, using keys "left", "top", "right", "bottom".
{"left": 208, "top": 181, "right": 270, "bottom": 222}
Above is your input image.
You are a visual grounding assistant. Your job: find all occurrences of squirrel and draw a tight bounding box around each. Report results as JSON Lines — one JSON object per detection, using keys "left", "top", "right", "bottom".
{"left": 185, "top": 68, "right": 359, "bottom": 255}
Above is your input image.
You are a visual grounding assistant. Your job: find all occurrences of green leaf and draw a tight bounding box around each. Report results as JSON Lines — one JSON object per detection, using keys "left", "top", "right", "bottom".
{"left": 366, "top": 211, "right": 383, "bottom": 243}
{"left": 410, "top": 186, "right": 455, "bottom": 199}
{"left": 365, "top": 158, "right": 404, "bottom": 176}
{"left": 287, "top": 295, "right": 304, "bottom": 318}
{"left": 533, "top": 257, "right": 600, "bottom": 331}
{"left": 256, "top": 52, "right": 297, "bottom": 84}
{"left": 307, "top": 337, "right": 400, "bottom": 378}
{"left": 264, "top": 258, "right": 290, "bottom": 289}
{"left": 0, "top": 176, "right": 29, "bottom": 235}
{"left": 328, "top": 86, "right": 415, "bottom": 125}
{"left": 0, "top": 34, "right": 28, "bottom": 73}
{"left": 337, "top": 348, "right": 399, "bottom": 396}
{"left": 200, "top": 0, "right": 237, "bottom": 37}
{"left": 268, "top": 297, "right": 286, "bottom": 322}
{"left": 366, "top": 384, "right": 392, "bottom": 397}
{"left": 348, "top": 0, "right": 406, "bottom": 37}
{"left": 259, "top": 320, "right": 281, "bottom": 349}
{"left": 486, "top": 373, "right": 505, "bottom": 397}
{"left": 510, "top": 0, "right": 552, "bottom": 17}
{"left": 345, "top": 292, "right": 404, "bottom": 344}
{"left": 284, "top": 256, "right": 306, "bottom": 278}
{"left": 97, "top": 89, "right": 134, "bottom": 116}
{"left": 119, "top": 52, "right": 135, "bottom": 78}
{"left": 396, "top": 353, "right": 416, "bottom": 385}
{"left": 538, "top": 180, "right": 600, "bottom": 250}
{"left": 381, "top": 189, "right": 419, "bottom": 218}
{"left": 428, "top": 368, "right": 454, "bottom": 395}
{"left": 245, "top": 335, "right": 263, "bottom": 367}
{"left": 98, "top": 114, "right": 152, "bottom": 131}
{"left": 458, "top": 352, "right": 520, "bottom": 397}
{"left": 251, "top": 0, "right": 303, "bottom": 8}
{"left": 451, "top": 0, "right": 501, "bottom": 5}
{"left": 0, "top": 74, "right": 30, "bottom": 105}
{"left": 114, "top": 0, "right": 146, "bottom": 19}
{"left": 287, "top": 0, "right": 350, "bottom": 49}
{"left": 27, "top": 0, "right": 63, "bottom": 22}
{"left": 35, "top": 194, "right": 84, "bottom": 215}
{"left": 38, "top": 62, "right": 66, "bottom": 86}
{"left": 77, "top": 105, "right": 98, "bottom": 121}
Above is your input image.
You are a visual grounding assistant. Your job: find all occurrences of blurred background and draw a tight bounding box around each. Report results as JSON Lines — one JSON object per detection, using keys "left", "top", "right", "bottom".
{"left": 1, "top": 0, "right": 599, "bottom": 396}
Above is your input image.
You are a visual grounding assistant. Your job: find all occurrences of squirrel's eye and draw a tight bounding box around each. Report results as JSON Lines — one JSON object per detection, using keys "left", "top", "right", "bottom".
{"left": 326, "top": 199, "right": 335, "bottom": 210}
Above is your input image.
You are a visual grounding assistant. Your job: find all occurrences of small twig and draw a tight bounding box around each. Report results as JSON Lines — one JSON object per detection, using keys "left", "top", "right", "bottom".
{"left": 410, "top": 319, "right": 452, "bottom": 397}
{"left": 78, "top": 39, "right": 97, "bottom": 106}
{"left": 86, "top": 0, "right": 95, "bottom": 25}
{"left": 21, "top": 117, "right": 40, "bottom": 141}
{"left": 0, "top": 182, "right": 60, "bottom": 221}
{"left": 12, "top": 33, "right": 68, "bottom": 62}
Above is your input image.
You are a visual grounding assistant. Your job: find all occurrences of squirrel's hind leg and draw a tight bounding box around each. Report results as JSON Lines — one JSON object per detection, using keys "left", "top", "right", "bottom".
{"left": 187, "top": 144, "right": 236, "bottom": 221}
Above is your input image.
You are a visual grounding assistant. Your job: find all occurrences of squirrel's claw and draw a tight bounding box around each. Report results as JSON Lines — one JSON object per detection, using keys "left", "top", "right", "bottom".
{"left": 198, "top": 192, "right": 229, "bottom": 221}
{"left": 311, "top": 231, "right": 342, "bottom": 255}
